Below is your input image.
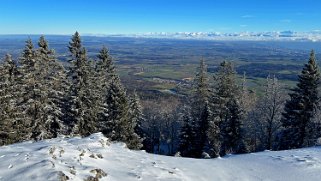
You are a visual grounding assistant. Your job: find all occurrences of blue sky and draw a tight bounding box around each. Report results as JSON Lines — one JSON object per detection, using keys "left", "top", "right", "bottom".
{"left": 0, "top": 0, "right": 320, "bottom": 34}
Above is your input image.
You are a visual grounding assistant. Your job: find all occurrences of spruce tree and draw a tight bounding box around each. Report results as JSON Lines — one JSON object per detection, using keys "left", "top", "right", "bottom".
{"left": 178, "top": 105, "right": 194, "bottom": 157}
{"left": 207, "top": 109, "right": 221, "bottom": 157}
{"left": 66, "top": 32, "right": 97, "bottom": 136}
{"left": 221, "top": 97, "right": 248, "bottom": 154}
{"left": 15, "top": 36, "right": 67, "bottom": 140}
{"left": 36, "top": 35, "right": 68, "bottom": 138}
{"left": 279, "top": 50, "right": 320, "bottom": 149}
{"left": 96, "top": 46, "right": 116, "bottom": 131}
{"left": 18, "top": 38, "right": 42, "bottom": 140}
{"left": 0, "top": 54, "right": 19, "bottom": 145}
{"left": 189, "top": 58, "right": 213, "bottom": 157}
{"left": 213, "top": 61, "right": 247, "bottom": 155}
{"left": 96, "top": 45, "right": 142, "bottom": 148}
{"left": 127, "top": 91, "right": 143, "bottom": 149}
{"left": 96, "top": 46, "right": 116, "bottom": 81}
{"left": 102, "top": 76, "right": 129, "bottom": 140}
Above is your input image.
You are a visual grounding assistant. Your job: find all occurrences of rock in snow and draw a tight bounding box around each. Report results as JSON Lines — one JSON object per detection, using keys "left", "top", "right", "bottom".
{"left": 0, "top": 132, "right": 321, "bottom": 181}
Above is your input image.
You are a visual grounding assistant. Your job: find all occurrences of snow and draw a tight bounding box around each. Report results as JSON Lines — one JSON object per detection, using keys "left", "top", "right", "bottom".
{"left": 1, "top": 133, "right": 321, "bottom": 181}
{"left": 91, "top": 31, "right": 321, "bottom": 42}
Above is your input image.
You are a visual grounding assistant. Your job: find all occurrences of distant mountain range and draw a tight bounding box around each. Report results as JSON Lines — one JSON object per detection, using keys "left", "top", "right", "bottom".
{"left": 91, "top": 31, "right": 321, "bottom": 42}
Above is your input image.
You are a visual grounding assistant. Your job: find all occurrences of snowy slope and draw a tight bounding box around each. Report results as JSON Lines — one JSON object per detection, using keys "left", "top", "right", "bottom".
{"left": 0, "top": 133, "right": 321, "bottom": 181}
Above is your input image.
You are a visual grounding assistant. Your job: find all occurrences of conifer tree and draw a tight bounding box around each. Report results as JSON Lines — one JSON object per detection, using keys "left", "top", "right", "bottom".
{"left": 213, "top": 61, "right": 248, "bottom": 155}
{"left": 102, "top": 76, "right": 129, "bottom": 140}
{"left": 36, "top": 35, "right": 68, "bottom": 137}
{"left": 127, "top": 91, "right": 144, "bottom": 149}
{"left": 0, "top": 54, "right": 19, "bottom": 145}
{"left": 279, "top": 50, "right": 320, "bottom": 149}
{"left": 18, "top": 38, "right": 42, "bottom": 140}
{"left": 15, "top": 37, "right": 67, "bottom": 140}
{"left": 189, "top": 58, "right": 213, "bottom": 157}
{"left": 207, "top": 109, "right": 221, "bottom": 157}
{"left": 96, "top": 46, "right": 116, "bottom": 81}
{"left": 221, "top": 97, "right": 249, "bottom": 153}
{"left": 178, "top": 105, "right": 194, "bottom": 157}
{"left": 66, "top": 32, "right": 97, "bottom": 136}
{"left": 96, "top": 46, "right": 115, "bottom": 130}
{"left": 96, "top": 45, "right": 142, "bottom": 148}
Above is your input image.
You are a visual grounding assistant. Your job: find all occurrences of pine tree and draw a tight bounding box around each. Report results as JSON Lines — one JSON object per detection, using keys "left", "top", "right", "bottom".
{"left": 126, "top": 91, "right": 143, "bottom": 149}
{"left": 66, "top": 32, "right": 97, "bottom": 136}
{"left": 191, "top": 58, "right": 209, "bottom": 156}
{"left": 178, "top": 105, "right": 194, "bottom": 157}
{"left": 189, "top": 58, "right": 214, "bottom": 157}
{"left": 198, "top": 101, "right": 213, "bottom": 156}
{"left": 279, "top": 50, "right": 320, "bottom": 149}
{"left": 96, "top": 46, "right": 116, "bottom": 82}
{"left": 213, "top": 61, "right": 239, "bottom": 121}
{"left": 0, "top": 54, "right": 19, "bottom": 145}
{"left": 18, "top": 38, "right": 43, "bottom": 140}
{"left": 36, "top": 35, "right": 68, "bottom": 138}
{"left": 213, "top": 61, "right": 248, "bottom": 155}
{"left": 96, "top": 46, "right": 115, "bottom": 131}
{"left": 15, "top": 37, "right": 67, "bottom": 140}
{"left": 221, "top": 97, "right": 249, "bottom": 154}
{"left": 207, "top": 108, "right": 221, "bottom": 157}
{"left": 102, "top": 76, "right": 129, "bottom": 140}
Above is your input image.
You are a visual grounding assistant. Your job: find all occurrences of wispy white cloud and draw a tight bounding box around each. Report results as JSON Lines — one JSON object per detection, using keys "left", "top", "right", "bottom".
{"left": 241, "top": 15, "right": 254, "bottom": 18}
{"left": 240, "top": 24, "right": 248, "bottom": 27}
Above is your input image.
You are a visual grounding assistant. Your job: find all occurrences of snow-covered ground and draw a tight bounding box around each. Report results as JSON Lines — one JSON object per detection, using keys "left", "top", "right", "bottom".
{"left": 0, "top": 133, "right": 321, "bottom": 181}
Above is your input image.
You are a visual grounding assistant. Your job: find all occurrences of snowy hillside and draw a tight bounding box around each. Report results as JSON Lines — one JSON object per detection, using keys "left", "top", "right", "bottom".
{"left": 0, "top": 133, "right": 321, "bottom": 181}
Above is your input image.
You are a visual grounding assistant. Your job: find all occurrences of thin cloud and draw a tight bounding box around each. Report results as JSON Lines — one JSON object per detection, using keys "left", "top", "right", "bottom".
{"left": 240, "top": 24, "right": 248, "bottom": 27}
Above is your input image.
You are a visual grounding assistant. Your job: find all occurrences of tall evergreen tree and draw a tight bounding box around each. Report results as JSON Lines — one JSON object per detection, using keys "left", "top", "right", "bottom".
{"left": 221, "top": 97, "right": 249, "bottom": 154}
{"left": 178, "top": 105, "right": 195, "bottom": 157}
{"left": 96, "top": 46, "right": 116, "bottom": 81}
{"left": 15, "top": 36, "right": 67, "bottom": 140}
{"left": 0, "top": 54, "right": 19, "bottom": 145}
{"left": 127, "top": 91, "right": 144, "bottom": 149}
{"left": 96, "top": 46, "right": 115, "bottom": 130}
{"left": 213, "top": 61, "right": 248, "bottom": 155}
{"left": 18, "top": 38, "right": 43, "bottom": 140}
{"left": 66, "top": 32, "right": 97, "bottom": 136}
{"left": 279, "top": 50, "right": 320, "bottom": 149}
{"left": 189, "top": 58, "right": 214, "bottom": 157}
{"left": 36, "top": 35, "right": 68, "bottom": 137}
{"left": 102, "top": 76, "right": 129, "bottom": 140}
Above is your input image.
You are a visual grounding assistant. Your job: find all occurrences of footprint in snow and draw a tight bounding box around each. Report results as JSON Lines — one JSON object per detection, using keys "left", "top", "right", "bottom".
{"left": 24, "top": 153, "right": 30, "bottom": 161}
{"left": 295, "top": 158, "right": 306, "bottom": 162}
{"left": 8, "top": 164, "right": 13, "bottom": 169}
{"left": 127, "top": 172, "right": 142, "bottom": 180}
{"left": 270, "top": 155, "right": 284, "bottom": 161}
{"left": 0, "top": 155, "right": 5, "bottom": 158}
